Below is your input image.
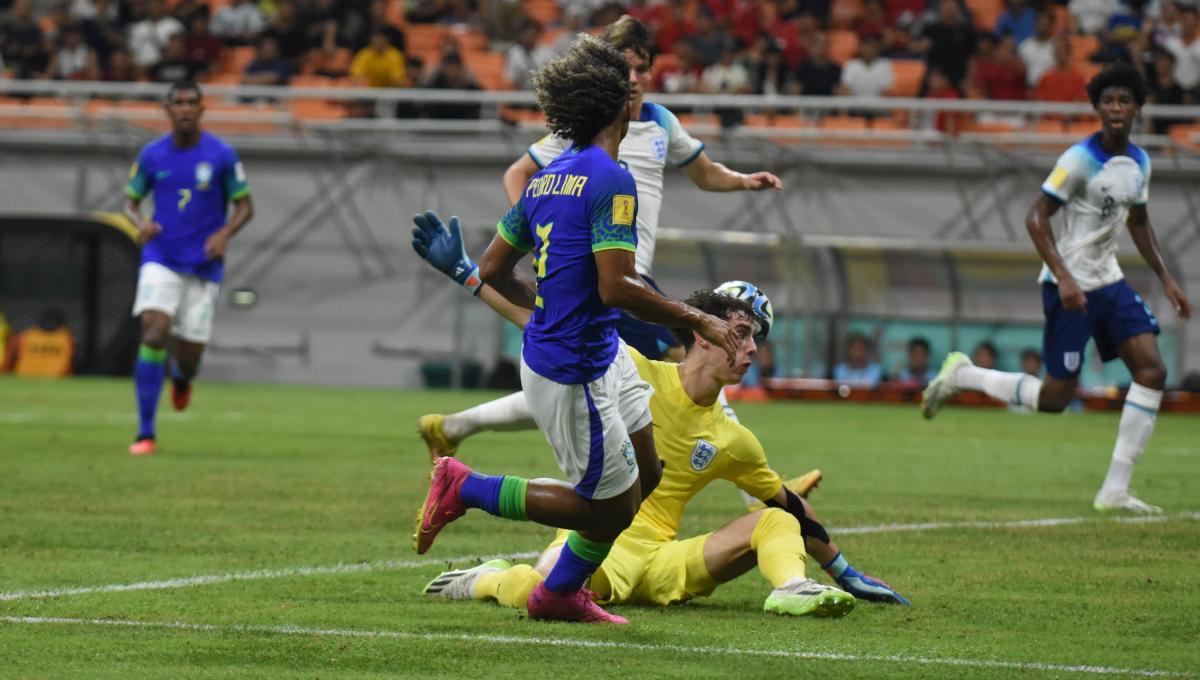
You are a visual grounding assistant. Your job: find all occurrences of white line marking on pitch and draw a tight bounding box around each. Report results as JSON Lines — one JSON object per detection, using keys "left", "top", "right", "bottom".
{"left": 2, "top": 512, "right": 1197, "bottom": 603}
{"left": 0, "top": 616, "right": 1191, "bottom": 678}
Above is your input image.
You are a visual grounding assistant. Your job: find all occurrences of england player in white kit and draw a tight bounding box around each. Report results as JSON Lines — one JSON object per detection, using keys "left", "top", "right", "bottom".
{"left": 418, "top": 17, "right": 782, "bottom": 462}
{"left": 922, "top": 64, "right": 1192, "bottom": 513}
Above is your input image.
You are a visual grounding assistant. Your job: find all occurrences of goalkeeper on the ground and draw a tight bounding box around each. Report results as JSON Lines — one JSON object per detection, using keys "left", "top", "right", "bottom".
{"left": 411, "top": 217, "right": 908, "bottom": 617}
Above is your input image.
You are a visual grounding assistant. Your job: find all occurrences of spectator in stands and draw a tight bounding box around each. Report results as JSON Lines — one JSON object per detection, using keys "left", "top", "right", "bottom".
{"left": 406, "top": 0, "right": 470, "bottom": 25}
{"left": 655, "top": 0, "right": 695, "bottom": 55}
{"left": 895, "top": 336, "right": 934, "bottom": 387}
{"left": 70, "top": 0, "right": 118, "bottom": 21}
{"left": 149, "top": 32, "right": 200, "bottom": 82}
{"left": 1162, "top": 2, "right": 1200, "bottom": 97}
{"left": 796, "top": 31, "right": 842, "bottom": 95}
{"left": 79, "top": 0, "right": 123, "bottom": 67}
{"left": 0, "top": 310, "right": 8, "bottom": 367}
{"left": 924, "top": 64, "right": 963, "bottom": 133}
{"left": 266, "top": 1, "right": 311, "bottom": 73}
{"left": 883, "top": 0, "right": 926, "bottom": 37}
{"left": 858, "top": 0, "right": 909, "bottom": 56}
{"left": 213, "top": 0, "right": 266, "bottom": 46}
{"left": 740, "top": 340, "right": 777, "bottom": 388}
{"left": 838, "top": 32, "right": 895, "bottom": 96}
{"left": 1033, "top": 37, "right": 1088, "bottom": 101}
{"left": 690, "top": 7, "right": 730, "bottom": 66}
{"left": 1146, "top": 49, "right": 1189, "bottom": 132}
{"left": 1020, "top": 348, "right": 1043, "bottom": 377}
{"left": 425, "top": 52, "right": 483, "bottom": 119}
{"left": 4, "top": 309, "right": 75, "bottom": 378}
{"left": 1107, "top": 0, "right": 1151, "bottom": 46}
{"left": 184, "top": 14, "right": 223, "bottom": 73}
{"left": 972, "top": 341, "right": 998, "bottom": 370}
{"left": 0, "top": 0, "right": 46, "bottom": 78}
{"left": 551, "top": 5, "right": 588, "bottom": 58}
{"left": 346, "top": 0, "right": 405, "bottom": 53}
{"left": 996, "top": 0, "right": 1037, "bottom": 45}
{"left": 101, "top": 45, "right": 142, "bottom": 81}
{"left": 170, "top": 0, "right": 210, "bottom": 29}
{"left": 505, "top": 20, "right": 554, "bottom": 90}
{"left": 914, "top": 0, "right": 977, "bottom": 92}
{"left": 756, "top": 41, "right": 800, "bottom": 95}
{"left": 701, "top": 41, "right": 752, "bottom": 126}
{"left": 971, "top": 33, "right": 1028, "bottom": 100}
{"left": 128, "top": 0, "right": 184, "bottom": 68}
{"left": 241, "top": 35, "right": 290, "bottom": 86}
{"left": 1070, "top": 0, "right": 1121, "bottom": 36}
{"left": 42, "top": 1, "right": 72, "bottom": 46}
{"left": 833, "top": 331, "right": 884, "bottom": 388}
{"left": 349, "top": 28, "right": 407, "bottom": 88}
{"left": 1019, "top": 9, "right": 1056, "bottom": 87}
{"left": 653, "top": 37, "right": 703, "bottom": 94}
{"left": 43, "top": 22, "right": 99, "bottom": 80}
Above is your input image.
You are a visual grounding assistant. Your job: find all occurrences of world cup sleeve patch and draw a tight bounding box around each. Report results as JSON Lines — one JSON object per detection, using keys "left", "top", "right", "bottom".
{"left": 129, "top": 162, "right": 139, "bottom": 179}
{"left": 613, "top": 195, "right": 635, "bottom": 226}
{"left": 1047, "top": 166, "right": 1069, "bottom": 191}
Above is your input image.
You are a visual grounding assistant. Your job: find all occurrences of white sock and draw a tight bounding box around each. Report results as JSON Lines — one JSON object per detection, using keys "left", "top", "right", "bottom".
{"left": 1099, "top": 383, "right": 1162, "bottom": 499}
{"left": 442, "top": 391, "right": 535, "bottom": 441}
{"left": 953, "top": 365, "right": 1042, "bottom": 410}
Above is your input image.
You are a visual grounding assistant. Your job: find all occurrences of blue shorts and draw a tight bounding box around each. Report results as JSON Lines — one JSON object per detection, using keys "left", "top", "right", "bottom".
{"left": 1041, "top": 280, "right": 1159, "bottom": 379}
{"left": 616, "top": 274, "right": 681, "bottom": 360}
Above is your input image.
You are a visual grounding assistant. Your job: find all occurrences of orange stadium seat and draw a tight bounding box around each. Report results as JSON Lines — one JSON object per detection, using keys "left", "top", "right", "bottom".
{"left": 830, "top": 0, "right": 864, "bottom": 29}
{"left": 464, "top": 51, "right": 510, "bottom": 90}
{"left": 1032, "top": 118, "right": 1066, "bottom": 134}
{"left": 1069, "top": 35, "right": 1099, "bottom": 61}
{"left": 221, "top": 46, "right": 256, "bottom": 75}
{"left": 887, "top": 59, "right": 925, "bottom": 97}
{"left": 386, "top": 0, "right": 406, "bottom": 27}
{"left": 828, "top": 30, "right": 859, "bottom": 64}
{"left": 1065, "top": 120, "right": 1100, "bottom": 136}
{"left": 524, "top": 0, "right": 562, "bottom": 25}
{"left": 965, "top": 0, "right": 1003, "bottom": 31}
{"left": 1169, "top": 124, "right": 1200, "bottom": 150}
{"left": 407, "top": 24, "right": 449, "bottom": 62}
{"left": 454, "top": 29, "right": 489, "bottom": 53}
{"left": 819, "top": 115, "right": 868, "bottom": 129}
{"left": 962, "top": 120, "right": 1017, "bottom": 134}
{"left": 676, "top": 113, "right": 719, "bottom": 130}
{"left": 204, "top": 72, "right": 241, "bottom": 85}
{"left": 290, "top": 98, "right": 347, "bottom": 121}
{"left": 203, "top": 103, "right": 286, "bottom": 135}
{"left": 1051, "top": 5, "right": 1070, "bottom": 33}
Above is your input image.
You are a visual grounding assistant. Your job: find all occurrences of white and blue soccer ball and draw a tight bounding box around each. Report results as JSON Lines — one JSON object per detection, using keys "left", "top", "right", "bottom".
{"left": 714, "top": 280, "right": 773, "bottom": 340}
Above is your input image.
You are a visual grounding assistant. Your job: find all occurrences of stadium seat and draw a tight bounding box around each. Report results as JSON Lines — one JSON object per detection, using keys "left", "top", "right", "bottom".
{"left": 676, "top": 113, "right": 719, "bottom": 131}
{"left": 540, "top": 27, "right": 567, "bottom": 46}
{"left": 1032, "top": 118, "right": 1066, "bottom": 134}
{"left": 501, "top": 105, "right": 546, "bottom": 125}
{"left": 830, "top": 0, "right": 865, "bottom": 28}
{"left": 828, "top": 30, "right": 859, "bottom": 65}
{"left": 463, "top": 51, "right": 510, "bottom": 90}
{"left": 1051, "top": 4, "right": 1070, "bottom": 33}
{"left": 1065, "top": 120, "right": 1099, "bottom": 136}
{"left": 819, "top": 115, "right": 868, "bottom": 130}
{"left": 289, "top": 98, "right": 347, "bottom": 121}
{"left": 1168, "top": 124, "right": 1200, "bottom": 150}
{"left": 962, "top": 120, "right": 1018, "bottom": 134}
{"left": 203, "top": 103, "right": 287, "bottom": 135}
{"left": 887, "top": 59, "right": 925, "bottom": 97}
{"left": 1069, "top": 35, "right": 1099, "bottom": 61}
{"left": 455, "top": 29, "right": 488, "bottom": 53}
{"left": 407, "top": 24, "right": 449, "bottom": 62}
{"left": 221, "top": 46, "right": 256, "bottom": 75}
{"left": 524, "top": 0, "right": 562, "bottom": 25}
{"left": 386, "top": 0, "right": 406, "bottom": 27}
{"left": 965, "top": 0, "right": 1003, "bottom": 31}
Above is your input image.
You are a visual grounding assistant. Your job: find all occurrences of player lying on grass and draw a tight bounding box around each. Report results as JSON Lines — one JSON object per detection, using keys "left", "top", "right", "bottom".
{"left": 411, "top": 222, "right": 908, "bottom": 615}
{"left": 412, "top": 37, "right": 740, "bottom": 625}
{"left": 922, "top": 64, "right": 1192, "bottom": 514}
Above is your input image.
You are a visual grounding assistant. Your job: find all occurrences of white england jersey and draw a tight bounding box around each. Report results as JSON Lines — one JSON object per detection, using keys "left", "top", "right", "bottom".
{"left": 1039, "top": 134, "right": 1150, "bottom": 292}
{"left": 527, "top": 102, "right": 705, "bottom": 276}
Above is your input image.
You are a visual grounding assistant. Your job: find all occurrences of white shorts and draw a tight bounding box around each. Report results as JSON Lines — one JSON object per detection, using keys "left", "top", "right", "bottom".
{"left": 521, "top": 341, "right": 654, "bottom": 501}
{"left": 132, "top": 262, "right": 220, "bottom": 344}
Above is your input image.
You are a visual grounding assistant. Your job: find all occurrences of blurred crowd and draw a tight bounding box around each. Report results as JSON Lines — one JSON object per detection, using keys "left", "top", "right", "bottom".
{"left": 1, "top": 0, "right": 1196, "bottom": 126}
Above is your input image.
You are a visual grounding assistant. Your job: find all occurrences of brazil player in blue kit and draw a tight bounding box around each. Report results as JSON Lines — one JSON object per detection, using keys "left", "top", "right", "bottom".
{"left": 923, "top": 65, "right": 1191, "bottom": 512}
{"left": 413, "top": 37, "right": 738, "bottom": 624}
{"left": 123, "top": 80, "right": 254, "bottom": 456}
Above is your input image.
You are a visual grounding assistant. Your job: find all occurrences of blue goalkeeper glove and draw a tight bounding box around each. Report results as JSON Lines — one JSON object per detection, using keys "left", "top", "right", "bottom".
{"left": 411, "top": 210, "right": 482, "bottom": 295}
{"left": 823, "top": 553, "right": 910, "bottom": 605}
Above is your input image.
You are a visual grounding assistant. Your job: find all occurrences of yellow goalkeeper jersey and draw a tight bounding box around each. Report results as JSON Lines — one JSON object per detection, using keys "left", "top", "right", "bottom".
{"left": 622, "top": 347, "right": 783, "bottom": 544}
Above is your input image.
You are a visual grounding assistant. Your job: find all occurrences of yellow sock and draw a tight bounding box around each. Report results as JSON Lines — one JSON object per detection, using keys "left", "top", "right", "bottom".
{"left": 474, "top": 564, "right": 543, "bottom": 609}
{"left": 750, "top": 508, "right": 807, "bottom": 587}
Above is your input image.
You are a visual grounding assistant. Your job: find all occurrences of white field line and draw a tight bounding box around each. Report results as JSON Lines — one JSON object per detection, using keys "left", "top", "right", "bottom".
{"left": 1, "top": 615, "right": 1192, "bottom": 678}
{"left": 2, "top": 512, "right": 1197, "bottom": 604}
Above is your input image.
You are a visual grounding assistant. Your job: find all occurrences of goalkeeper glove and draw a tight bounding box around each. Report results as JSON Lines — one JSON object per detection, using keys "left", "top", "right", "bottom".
{"left": 411, "top": 210, "right": 482, "bottom": 295}
{"left": 823, "top": 552, "right": 910, "bottom": 605}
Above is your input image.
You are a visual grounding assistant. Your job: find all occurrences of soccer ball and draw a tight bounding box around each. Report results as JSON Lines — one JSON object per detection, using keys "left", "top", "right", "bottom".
{"left": 714, "top": 280, "right": 773, "bottom": 340}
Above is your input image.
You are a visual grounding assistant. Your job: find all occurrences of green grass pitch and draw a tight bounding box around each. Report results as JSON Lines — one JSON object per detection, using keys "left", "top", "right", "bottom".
{"left": 1, "top": 377, "right": 1198, "bottom": 678}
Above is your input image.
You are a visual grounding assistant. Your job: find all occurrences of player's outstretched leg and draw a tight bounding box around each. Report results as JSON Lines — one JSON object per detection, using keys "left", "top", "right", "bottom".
{"left": 417, "top": 392, "right": 536, "bottom": 460}
{"left": 750, "top": 509, "right": 855, "bottom": 617}
{"left": 169, "top": 338, "right": 205, "bottom": 412}
{"left": 131, "top": 342, "right": 167, "bottom": 455}
{"left": 526, "top": 530, "right": 627, "bottom": 624}
{"left": 1094, "top": 383, "right": 1164, "bottom": 514}
{"left": 921, "top": 352, "right": 970, "bottom": 419}
{"left": 413, "top": 456, "right": 522, "bottom": 554}
{"left": 423, "top": 559, "right": 513, "bottom": 600}
{"left": 923, "top": 351, "right": 1044, "bottom": 419}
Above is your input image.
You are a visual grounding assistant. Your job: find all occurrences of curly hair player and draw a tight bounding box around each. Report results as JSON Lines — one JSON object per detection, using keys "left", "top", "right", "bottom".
{"left": 411, "top": 36, "right": 739, "bottom": 625}
{"left": 923, "top": 64, "right": 1192, "bottom": 513}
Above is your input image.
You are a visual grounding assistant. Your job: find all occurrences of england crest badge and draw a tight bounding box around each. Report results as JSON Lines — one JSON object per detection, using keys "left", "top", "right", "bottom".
{"left": 690, "top": 439, "right": 717, "bottom": 471}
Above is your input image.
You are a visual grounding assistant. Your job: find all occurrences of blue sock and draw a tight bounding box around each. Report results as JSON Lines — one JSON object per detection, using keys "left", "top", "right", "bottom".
{"left": 544, "top": 532, "right": 611, "bottom": 593}
{"left": 459, "top": 472, "right": 503, "bottom": 514}
{"left": 134, "top": 344, "right": 166, "bottom": 440}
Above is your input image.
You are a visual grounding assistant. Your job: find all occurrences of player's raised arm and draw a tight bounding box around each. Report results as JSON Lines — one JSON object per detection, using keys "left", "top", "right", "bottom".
{"left": 681, "top": 152, "right": 783, "bottom": 193}
{"left": 594, "top": 248, "right": 737, "bottom": 362}
{"left": 502, "top": 154, "right": 540, "bottom": 205}
{"left": 1026, "top": 192, "right": 1086, "bottom": 313}
{"left": 1126, "top": 205, "right": 1191, "bottom": 319}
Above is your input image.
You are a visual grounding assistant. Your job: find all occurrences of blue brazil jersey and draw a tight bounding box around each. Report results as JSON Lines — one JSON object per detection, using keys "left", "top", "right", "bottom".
{"left": 125, "top": 131, "right": 250, "bottom": 282}
{"left": 497, "top": 144, "right": 639, "bottom": 384}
